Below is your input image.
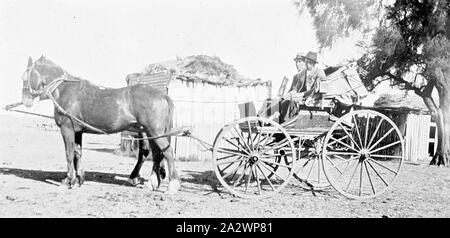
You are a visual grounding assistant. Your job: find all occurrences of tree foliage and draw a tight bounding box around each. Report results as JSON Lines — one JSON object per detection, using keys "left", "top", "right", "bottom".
{"left": 294, "top": 0, "right": 382, "bottom": 48}
{"left": 296, "top": 0, "right": 450, "bottom": 166}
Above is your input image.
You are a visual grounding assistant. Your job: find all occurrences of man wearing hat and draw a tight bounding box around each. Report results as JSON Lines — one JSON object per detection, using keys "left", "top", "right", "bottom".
{"left": 279, "top": 51, "right": 326, "bottom": 123}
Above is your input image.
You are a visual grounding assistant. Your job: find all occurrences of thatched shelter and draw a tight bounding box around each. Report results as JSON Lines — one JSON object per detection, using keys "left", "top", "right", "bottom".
{"left": 374, "top": 93, "right": 428, "bottom": 111}
{"left": 372, "top": 93, "right": 434, "bottom": 162}
{"left": 121, "top": 55, "right": 272, "bottom": 160}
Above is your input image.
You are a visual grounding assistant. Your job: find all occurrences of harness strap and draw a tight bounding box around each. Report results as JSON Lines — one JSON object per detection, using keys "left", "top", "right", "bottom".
{"left": 42, "top": 75, "right": 189, "bottom": 140}
{"left": 44, "top": 77, "right": 108, "bottom": 134}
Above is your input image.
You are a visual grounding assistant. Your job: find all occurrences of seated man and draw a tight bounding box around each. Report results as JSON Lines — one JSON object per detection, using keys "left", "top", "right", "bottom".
{"left": 279, "top": 51, "right": 326, "bottom": 123}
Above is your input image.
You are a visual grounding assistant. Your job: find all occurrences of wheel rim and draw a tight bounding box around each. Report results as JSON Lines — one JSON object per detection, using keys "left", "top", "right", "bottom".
{"left": 293, "top": 137, "right": 331, "bottom": 188}
{"left": 322, "top": 110, "right": 404, "bottom": 199}
{"left": 212, "top": 116, "right": 296, "bottom": 199}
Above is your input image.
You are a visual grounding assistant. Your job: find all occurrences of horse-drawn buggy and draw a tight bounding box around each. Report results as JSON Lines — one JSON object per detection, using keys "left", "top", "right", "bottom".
{"left": 20, "top": 56, "right": 404, "bottom": 200}
{"left": 208, "top": 63, "right": 405, "bottom": 199}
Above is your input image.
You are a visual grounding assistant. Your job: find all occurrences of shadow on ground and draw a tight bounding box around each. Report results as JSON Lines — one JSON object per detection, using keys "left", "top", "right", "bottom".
{"left": 0, "top": 167, "right": 134, "bottom": 187}
{"left": 181, "top": 170, "right": 225, "bottom": 196}
{"left": 179, "top": 170, "right": 328, "bottom": 198}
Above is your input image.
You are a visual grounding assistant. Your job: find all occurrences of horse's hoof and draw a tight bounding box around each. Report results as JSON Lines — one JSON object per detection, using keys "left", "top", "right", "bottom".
{"left": 149, "top": 173, "right": 160, "bottom": 191}
{"left": 76, "top": 175, "right": 85, "bottom": 187}
{"left": 165, "top": 180, "right": 180, "bottom": 194}
{"left": 127, "top": 177, "right": 143, "bottom": 186}
{"left": 61, "top": 177, "right": 77, "bottom": 189}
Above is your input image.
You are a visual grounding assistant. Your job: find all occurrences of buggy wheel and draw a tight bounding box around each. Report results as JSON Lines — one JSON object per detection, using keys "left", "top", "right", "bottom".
{"left": 322, "top": 110, "right": 404, "bottom": 199}
{"left": 293, "top": 136, "right": 331, "bottom": 188}
{"left": 212, "top": 116, "right": 296, "bottom": 199}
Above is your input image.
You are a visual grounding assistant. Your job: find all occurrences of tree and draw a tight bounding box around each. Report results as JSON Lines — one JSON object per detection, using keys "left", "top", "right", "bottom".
{"left": 295, "top": 0, "right": 450, "bottom": 167}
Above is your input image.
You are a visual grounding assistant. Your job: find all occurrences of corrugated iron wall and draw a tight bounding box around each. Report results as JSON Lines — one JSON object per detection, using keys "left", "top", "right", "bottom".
{"left": 168, "top": 79, "right": 271, "bottom": 161}
{"left": 127, "top": 72, "right": 170, "bottom": 93}
{"left": 405, "top": 113, "right": 431, "bottom": 162}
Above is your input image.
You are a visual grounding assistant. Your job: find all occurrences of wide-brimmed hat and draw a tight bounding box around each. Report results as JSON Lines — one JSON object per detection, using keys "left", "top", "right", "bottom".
{"left": 302, "top": 51, "right": 318, "bottom": 64}
{"left": 293, "top": 52, "right": 305, "bottom": 61}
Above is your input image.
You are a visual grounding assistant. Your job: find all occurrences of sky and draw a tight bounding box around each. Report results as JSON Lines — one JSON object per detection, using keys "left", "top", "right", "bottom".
{"left": 0, "top": 0, "right": 364, "bottom": 105}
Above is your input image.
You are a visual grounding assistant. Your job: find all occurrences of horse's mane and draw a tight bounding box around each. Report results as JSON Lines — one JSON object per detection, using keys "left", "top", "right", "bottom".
{"left": 36, "top": 55, "right": 60, "bottom": 68}
{"left": 35, "top": 56, "right": 83, "bottom": 81}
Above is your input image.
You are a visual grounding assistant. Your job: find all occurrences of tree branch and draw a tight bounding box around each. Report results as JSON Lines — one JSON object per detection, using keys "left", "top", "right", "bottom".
{"left": 385, "top": 72, "right": 428, "bottom": 97}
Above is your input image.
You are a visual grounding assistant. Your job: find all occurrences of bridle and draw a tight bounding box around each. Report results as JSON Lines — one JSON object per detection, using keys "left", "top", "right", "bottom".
{"left": 22, "top": 62, "right": 70, "bottom": 98}
{"left": 23, "top": 63, "right": 46, "bottom": 97}
{"left": 22, "top": 61, "right": 108, "bottom": 134}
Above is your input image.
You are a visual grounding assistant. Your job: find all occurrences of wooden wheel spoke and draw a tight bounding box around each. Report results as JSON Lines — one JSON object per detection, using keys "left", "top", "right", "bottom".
{"left": 368, "top": 128, "right": 395, "bottom": 151}
{"left": 329, "top": 136, "right": 359, "bottom": 153}
{"left": 338, "top": 123, "right": 362, "bottom": 151}
{"left": 259, "top": 162, "right": 286, "bottom": 183}
{"left": 332, "top": 154, "right": 349, "bottom": 161}
{"left": 370, "top": 154, "right": 402, "bottom": 159}
{"left": 369, "top": 140, "right": 401, "bottom": 154}
{"left": 367, "top": 118, "right": 384, "bottom": 149}
{"left": 305, "top": 156, "right": 317, "bottom": 181}
{"left": 364, "top": 114, "right": 370, "bottom": 148}
{"left": 225, "top": 138, "right": 248, "bottom": 153}
{"left": 233, "top": 163, "right": 249, "bottom": 187}
{"left": 328, "top": 156, "right": 358, "bottom": 169}
{"left": 222, "top": 161, "right": 246, "bottom": 180}
{"left": 366, "top": 160, "right": 389, "bottom": 187}
{"left": 359, "top": 159, "right": 363, "bottom": 196}
{"left": 220, "top": 159, "right": 241, "bottom": 175}
{"left": 216, "top": 147, "right": 249, "bottom": 157}
{"left": 259, "top": 153, "right": 279, "bottom": 158}
{"left": 352, "top": 114, "right": 364, "bottom": 149}
{"left": 327, "top": 135, "right": 350, "bottom": 148}
{"left": 345, "top": 161, "right": 361, "bottom": 193}
{"left": 326, "top": 151, "right": 360, "bottom": 156}
{"left": 232, "top": 127, "right": 252, "bottom": 153}
{"left": 245, "top": 165, "right": 253, "bottom": 194}
{"left": 336, "top": 157, "right": 358, "bottom": 181}
{"left": 217, "top": 156, "right": 248, "bottom": 165}
{"left": 324, "top": 155, "right": 343, "bottom": 174}
{"left": 247, "top": 120, "right": 254, "bottom": 150}
{"left": 217, "top": 153, "right": 240, "bottom": 161}
{"left": 254, "top": 166, "right": 261, "bottom": 195}
{"left": 318, "top": 155, "right": 322, "bottom": 183}
{"left": 367, "top": 158, "right": 398, "bottom": 175}
{"left": 256, "top": 164, "right": 275, "bottom": 191}
{"left": 364, "top": 161, "right": 376, "bottom": 195}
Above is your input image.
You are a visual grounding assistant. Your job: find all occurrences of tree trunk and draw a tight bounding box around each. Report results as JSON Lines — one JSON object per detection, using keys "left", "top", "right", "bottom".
{"left": 430, "top": 100, "right": 450, "bottom": 167}
{"left": 429, "top": 64, "right": 450, "bottom": 167}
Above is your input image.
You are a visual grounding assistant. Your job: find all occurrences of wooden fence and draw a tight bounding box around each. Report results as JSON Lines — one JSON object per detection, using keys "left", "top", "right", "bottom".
{"left": 168, "top": 79, "right": 271, "bottom": 161}
{"left": 404, "top": 113, "right": 432, "bottom": 162}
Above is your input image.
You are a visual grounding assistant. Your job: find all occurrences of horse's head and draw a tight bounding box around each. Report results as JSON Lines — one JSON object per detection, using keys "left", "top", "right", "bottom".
{"left": 21, "top": 55, "right": 66, "bottom": 107}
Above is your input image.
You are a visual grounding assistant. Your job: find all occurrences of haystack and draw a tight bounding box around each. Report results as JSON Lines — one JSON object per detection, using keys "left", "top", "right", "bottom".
{"left": 373, "top": 93, "right": 428, "bottom": 111}
{"left": 140, "top": 55, "right": 258, "bottom": 85}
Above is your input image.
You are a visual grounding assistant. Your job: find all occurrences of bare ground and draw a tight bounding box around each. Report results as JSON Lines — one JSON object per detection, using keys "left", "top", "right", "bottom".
{"left": 1, "top": 111, "right": 449, "bottom": 218}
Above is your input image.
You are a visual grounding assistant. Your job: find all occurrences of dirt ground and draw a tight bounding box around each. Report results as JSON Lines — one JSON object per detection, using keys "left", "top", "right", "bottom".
{"left": 1, "top": 110, "right": 449, "bottom": 218}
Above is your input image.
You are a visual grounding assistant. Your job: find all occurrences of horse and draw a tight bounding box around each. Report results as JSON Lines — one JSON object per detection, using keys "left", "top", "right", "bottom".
{"left": 21, "top": 56, "right": 180, "bottom": 194}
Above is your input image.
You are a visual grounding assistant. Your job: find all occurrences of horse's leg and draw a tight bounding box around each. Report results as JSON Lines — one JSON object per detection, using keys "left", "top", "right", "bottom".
{"left": 128, "top": 133, "right": 149, "bottom": 186}
{"left": 148, "top": 140, "right": 163, "bottom": 190}
{"left": 74, "top": 131, "right": 84, "bottom": 186}
{"left": 152, "top": 137, "right": 180, "bottom": 194}
{"left": 60, "top": 126, "right": 77, "bottom": 188}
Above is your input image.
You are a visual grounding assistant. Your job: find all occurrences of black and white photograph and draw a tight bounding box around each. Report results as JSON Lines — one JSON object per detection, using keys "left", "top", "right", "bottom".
{"left": 1, "top": 0, "right": 449, "bottom": 221}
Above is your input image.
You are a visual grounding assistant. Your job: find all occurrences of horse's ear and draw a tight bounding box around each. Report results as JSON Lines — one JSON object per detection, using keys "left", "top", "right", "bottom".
{"left": 27, "top": 57, "right": 33, "bottom": 68}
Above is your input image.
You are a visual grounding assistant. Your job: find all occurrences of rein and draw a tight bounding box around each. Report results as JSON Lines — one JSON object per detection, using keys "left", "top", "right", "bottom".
{"left": 25, "top": 65, "right": 196, "bottom": 142}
